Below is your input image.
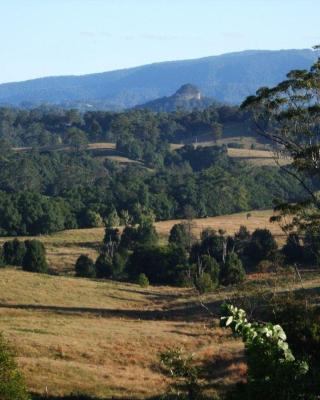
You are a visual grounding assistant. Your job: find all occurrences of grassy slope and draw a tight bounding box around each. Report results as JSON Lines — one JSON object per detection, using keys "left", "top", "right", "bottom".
{"left": 0, "top": 269, "right": 244, "bottom": 398}
{"left": 0, "top": 210, "right": 284, "bottom": 273}
{"left": 1, "top": 268, "right": 320, "bottom": 398}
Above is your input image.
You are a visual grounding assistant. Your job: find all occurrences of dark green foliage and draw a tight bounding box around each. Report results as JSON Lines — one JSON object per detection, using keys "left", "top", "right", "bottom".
{"left": 79, "top": 210, "right": 103, "bottom": 228}
{"left": 119, "top": 226, "right": 137, "bottom": 250}
{"left": 111, "top": 251, "right": 128, "bottom": 278}
{"left": 137, "top": 273, "right": 149, "bottom": 287}
{"left": 0, "top": 247, "right": 5, "bottom": 268}
{"left": 120, "top": 223, "right": 158, "bottom": 250}
{"left": 246, "top": 228, "right": 278, "bottom": 266}
{"left": 0, "top": 102, "right": 311, "bottom": 238}
{"left": 175, "top": 145, "right": 228, "bottom": 172}
{"left": 282, "top": 233, "right": 304, "bottom": 264}
{"left": 75, "top": 255, "right": 95, "bottom": 278}
{"left": 200, "top": 255, "right": 220, "bottom": 286}
{"left": 22, "top": 240, "right": 48, "bottom": 273}
{"left": 0, "top": 334, "right": 30, "bottom": 400}
{"left": 160, "top": 347, "right": 201, "bottom": 399}
{"left": 269, "top": 299, "right": 320, "bottom": 396}
{"left": 220, "top": 252, "right": 245, "bottom": 285}
{"left": 191, "top": 230, "right": 225, "bottom": 263}
{"left": 233, "top": 225, "right": 251, "bottom": 256}
{"left": 169, "top": 223, "right": 190, "bottom": 249}
{"left": 3, "top": 239, "right": 26, "bottom": 266}
{"left": 94, "top": 254, "right": 113, "bottom": 279}
{"left": 195, "top": 272, "right": 215, "bottom": 294}
{"left": 104, "top": 227, "right": 121, "bottom": 246}
{"left": 128, "top": 244, "right": 188, "bottom": 285}
{"left": 303, "top": 226, "right": 320, "bottom": 265}
{"left": 221, "top": 304, "right": 309, "bottom": 400}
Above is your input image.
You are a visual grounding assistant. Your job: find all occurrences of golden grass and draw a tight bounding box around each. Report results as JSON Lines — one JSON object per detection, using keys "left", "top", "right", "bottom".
{"left": 170, "top": 136, "right": 291, "bottom": 166}
{"left": 227, "top": 147, "right": 292, "bottom": 166}
{"left": 0, "top": 267, "right": 319, "bottom": 397}
{"left": 155, "top": 209, "right": 285, "bottom": 242}
{"left": 0, "top": 210, "right": 283, "bottom": 273}
{"left": 87, "top": 143, "right": 116, "bottom": 150}
{"left": 0, "top": 269, "right": 242, "bottom": 398}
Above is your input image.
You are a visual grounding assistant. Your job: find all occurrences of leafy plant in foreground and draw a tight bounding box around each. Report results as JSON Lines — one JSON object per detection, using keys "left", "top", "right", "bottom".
{"left": 220, "top": 304, "right": 309, "bottom": 399}
{"left": 0, "top": 334, "right": 30, "bottom": 400}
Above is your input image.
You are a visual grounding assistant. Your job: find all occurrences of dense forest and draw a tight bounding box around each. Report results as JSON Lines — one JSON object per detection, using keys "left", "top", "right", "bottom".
{"left": 0, "top": 104, "right": 245, "bottom": 164}
{"left": 0, "top": 104, "right": 311, "bottom": 236}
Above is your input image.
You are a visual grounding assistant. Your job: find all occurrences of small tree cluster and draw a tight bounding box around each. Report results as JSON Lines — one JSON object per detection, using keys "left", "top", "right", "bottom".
{"left": 1, "top": 239, "right": 48, "bottom": 273}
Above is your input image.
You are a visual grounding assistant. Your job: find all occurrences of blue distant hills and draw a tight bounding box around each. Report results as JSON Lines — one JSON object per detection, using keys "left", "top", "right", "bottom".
{"left": 0, "top": 49, "right": 318, "bottom": 110}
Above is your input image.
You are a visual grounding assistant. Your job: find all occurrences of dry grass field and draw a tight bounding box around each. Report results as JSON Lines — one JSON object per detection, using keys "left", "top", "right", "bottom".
{"left": 1, "top": 268, "right": 319, "bottom": 398}
{"left": 227, "top": 147, "right": 291, "bottom": 166}
{"left": 0, "top": 207, "right": 315, "bottom": 399}
{"left": 0, "top": 210, "right": 283, "bottom": 273}
{"left": 170, "top": 142, "right": 291, "bottom": 166}
{"left": 0, "top": 269, "right": 246, "bottom": 398}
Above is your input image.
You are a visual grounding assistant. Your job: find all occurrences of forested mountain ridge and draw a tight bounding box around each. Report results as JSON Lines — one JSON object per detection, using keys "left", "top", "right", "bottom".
{"left": 0, "top": 49, "right": 317, "bottom": 110}
{"left": 135, "top": 84, "right": 218, "bottom": 112}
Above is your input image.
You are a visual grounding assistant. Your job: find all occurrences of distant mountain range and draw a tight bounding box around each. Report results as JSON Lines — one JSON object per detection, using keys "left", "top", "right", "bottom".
{"left": 0, "top": 49, "right": 318, "bottom": 110}
{"left": 135, "top": 83, "right": 217, "bottom": 112}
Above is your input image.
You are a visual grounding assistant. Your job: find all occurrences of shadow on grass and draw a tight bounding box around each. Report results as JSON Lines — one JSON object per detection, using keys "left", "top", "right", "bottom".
{"left": 2, "top": 284, "right": 319, "bottom": 323}
{"left": 32, "top": 395, "right": 171, "bottom": 400}
{"left": 0, "top": 302, "right": 213, "bottom": 321}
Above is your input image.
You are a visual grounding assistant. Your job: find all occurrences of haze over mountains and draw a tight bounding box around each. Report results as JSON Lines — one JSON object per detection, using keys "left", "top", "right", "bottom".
{"left": 0, "top": 49, "right": 318, "bottom": 110}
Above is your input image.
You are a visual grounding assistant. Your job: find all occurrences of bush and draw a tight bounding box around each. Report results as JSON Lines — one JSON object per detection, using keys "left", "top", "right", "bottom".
{"left": 191, "top": 229, "right": 225, "bottom": 263}
{"left": 3, "top": 239, "right": 26, "bottom": 266}
{"left": 220, "top": 252, "right": 245, "bottom": 285}
{"left": 22, "top": 240, "right": 48, "bottom": 273}
{"left": 80, "top": 209, "right": 103, "bottom": 228}
{"left": 200, "top": 255, "right": 220, "bottom": 286}
{"left": 128, "top": 244, "right": 188, "bottom": 285}
{"left": 0, "top": 334, "right": 30, "bottom": 400}
{"left": 282, "top": 233, "right": 304, "bottom": 264}
{"left": 94, "top": 253, "right": 113, "bottom": 279}
{"left": 303, "top": 226, "right": 320, "bottom": 265}
{"left": 75, "top": 255, "right": 95, "bottom": 278}
{"left": 246, "top": 228, "right": 278, "bottom": 266}
{"left": 195, "top": 272, "right": 215, "bottom": 293}
{"left": 169, "top": 223, "right": 191, "bottom": 249}
{"left": 137, "top": 273, "right": 149, "bottom": 287}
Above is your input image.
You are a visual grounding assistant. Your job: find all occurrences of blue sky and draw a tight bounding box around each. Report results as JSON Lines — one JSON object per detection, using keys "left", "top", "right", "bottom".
{"left": 0, "top": 0, "right": 319, "bottom": 83}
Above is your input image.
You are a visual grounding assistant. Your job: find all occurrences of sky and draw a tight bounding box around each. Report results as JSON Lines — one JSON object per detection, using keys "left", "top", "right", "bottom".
{"left": 0, "top": 0, "right": 319, "bottom": 84}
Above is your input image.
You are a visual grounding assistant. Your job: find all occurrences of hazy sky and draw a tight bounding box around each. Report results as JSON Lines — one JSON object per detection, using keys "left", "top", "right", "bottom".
{"left": 1, "top": 0, "right": 319, "bottom": 83}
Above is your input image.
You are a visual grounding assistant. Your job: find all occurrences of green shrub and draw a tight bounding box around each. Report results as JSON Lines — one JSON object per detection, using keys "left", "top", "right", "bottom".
{"left": 0, "top": 334, "right": 30, "bottom": 400}
{"left": 195, "top": 272, "right": 214, "bottom": 294}
{"left": 221, "top": 304, "right": 309, "bottom": 400}
{"left": 3, "top": 239, "right": 26, "bottom": 266}
{"left": 220, "top": 252, "right": 245, "bottom": 285}
{"left": 75, "top": 255, "right": 95, "bottom": 278}
{"left": 22, "top": 240, "right": 48, "bottom": 273}
{"left": 94, "top": 254, "right": 113, "bottom": 279}
{"left": 246, "top": 228, "right": 278, "bottom": 266}
{"left": 137, "top": 273, "right": 149, "bottom": 287}
{"left": 169, "top": 223, "right": 191, "bottom": 249}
